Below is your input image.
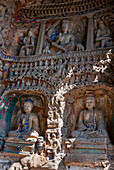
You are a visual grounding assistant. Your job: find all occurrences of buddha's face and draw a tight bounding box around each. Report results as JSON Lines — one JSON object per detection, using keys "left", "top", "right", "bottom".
{"left": 28, "top": 30, "right": 33, "bottom": 37}
{"left": 99, "top": 22, "right": 105, "bottom": 30}
{"left": 62, "top": 21, "right": 69, "bottom": 33}
{"left": 24, "top": 101, "right": 33, "bottom": 113}
{"left": 86, "top": 98, "right": 95, "bottom": 110}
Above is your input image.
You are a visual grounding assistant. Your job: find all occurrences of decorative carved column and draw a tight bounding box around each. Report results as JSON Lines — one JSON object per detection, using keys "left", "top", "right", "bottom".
{"left": 35, "top": 22, "right": 45, "bottom": 55}
{"left": 86, "top": 14, "right": 94, "bottom": 50}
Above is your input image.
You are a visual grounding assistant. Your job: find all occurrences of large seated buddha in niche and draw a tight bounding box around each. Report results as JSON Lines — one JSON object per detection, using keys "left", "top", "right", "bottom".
{"left": 8, "top": 99, "right": 40, "bottom": 142}
{"left": 71, "top": 94, "right": 108, "bottom": 138}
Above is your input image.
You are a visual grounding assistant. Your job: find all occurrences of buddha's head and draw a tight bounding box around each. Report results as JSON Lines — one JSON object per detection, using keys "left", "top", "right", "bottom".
{"left": 28, "top": 28, "right": 33, "bottom": 37}
{"left": 24, "top": 99, "right": 33, "bottom": 114}
{"left": 62, "top": 20, "right": 70, "bottom": 33}
{"left": 85, "top": 94, "right": 95, "bottom": 110}
{"left": 99, "top": 20, "right": 105, "bottom": 30}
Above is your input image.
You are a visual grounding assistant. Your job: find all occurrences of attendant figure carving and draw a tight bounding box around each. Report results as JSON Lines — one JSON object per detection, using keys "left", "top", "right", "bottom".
{"left": 71, "top": 94, "right": 107, "bottom": 138}
{"left": 19, "top": 28, "right": 38, "bottom": 56}
{"left": 95, "top": 20, "right": 112, "bottom": 48}
{"left": 8, "top": 99, "right": 39, "bottom": 141}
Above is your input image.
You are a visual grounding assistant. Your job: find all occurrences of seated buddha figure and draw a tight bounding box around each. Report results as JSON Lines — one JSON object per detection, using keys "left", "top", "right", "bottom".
{"left": 51, "top": 20, "right": 75, "bottom": 53}
{"left": 71, "top": 94, "right": 107, "bottom": 138}
{"left": 95, "top": 20, "right": 112, "bottom": 48}
{"left": 8, "top": 99, "right": 39, "bottom": 141}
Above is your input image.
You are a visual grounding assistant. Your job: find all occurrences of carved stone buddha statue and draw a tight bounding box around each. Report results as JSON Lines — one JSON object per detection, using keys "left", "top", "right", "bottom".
{"left": 51, "top": 20, "right": 75, "bottom": 53}
{"left": 8, "top": 99, "right": 39, "bottom": 141}
{"left": 95, "top": 20, "right": 112, "bottom": 48}
{"left": 71, "top": 94, "right": 107, "bottom": 138}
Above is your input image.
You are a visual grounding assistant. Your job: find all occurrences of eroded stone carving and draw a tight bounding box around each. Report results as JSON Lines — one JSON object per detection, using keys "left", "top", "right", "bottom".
{"left": 0, "top": 2, "right": 114, "bottom": 170}
{"left": 44, "top": 18, "right": 87, "bottom": 54}
{"left": 95, "top": 20, "right": 112, "bottom": 48}
{"left": 53, "top": 20, "right": 75, "bottom": 53}
{"left": 71, "top": 94, "right": 107, "bottom": 138}
{"left": 46, "top": 20, "right": 75, "bottom": 54}
{"left": 20, "top": 153, "right": 47, "bottom": 169}
{"left": 19, "top": 28, "right": 38, "bottom": 56}
{"left": 8, "top": 99, "right": 39, "bottom": 142}
{"left": 43, "top": 43, "right": 51, "bottom": 54}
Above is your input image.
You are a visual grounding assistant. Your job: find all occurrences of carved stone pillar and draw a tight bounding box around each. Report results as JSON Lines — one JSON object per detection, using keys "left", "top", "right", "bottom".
{"left": 35, "top": 22, "right": 45, "bottom": 55}
{"left": 86, "top": 14, "right": 94, "bottom": 50}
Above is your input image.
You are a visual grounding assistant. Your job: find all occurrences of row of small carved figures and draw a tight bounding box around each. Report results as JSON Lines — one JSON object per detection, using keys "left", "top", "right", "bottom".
{"left": 2, "top": 55, "right": 105, "bottom": 72}
{"left": 13, "top": 59, "right": 101, "bottom": 69}
{"left": 0, "top": 62, "right": 110, "bottom": 84}
{"left": 9, "top": 66, "right": 94, "bottom": 82}
{"left": 2, "top": 73, "right": 108, "bottom": 92}
{"left": 0, "top": 63, "right": 101, "bottom": 84}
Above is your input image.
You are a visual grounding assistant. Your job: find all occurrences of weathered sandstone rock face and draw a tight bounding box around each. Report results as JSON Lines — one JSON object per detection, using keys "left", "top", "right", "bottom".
{"left": 0, "top": 0, "right": 114, "bottom": 169}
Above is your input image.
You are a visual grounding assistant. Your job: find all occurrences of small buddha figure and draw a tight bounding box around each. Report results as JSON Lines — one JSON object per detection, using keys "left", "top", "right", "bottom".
{"left": 51, "top": 20, "right": 75, "bottom": 53}
{"left": 71, "top": 94, "right": 107, "bottom": 138}
{"left": 95, "top": 20, "right": 112, "bottom": 48}
{"left": 8, "top": 99, "right": 39, "bottom": 141}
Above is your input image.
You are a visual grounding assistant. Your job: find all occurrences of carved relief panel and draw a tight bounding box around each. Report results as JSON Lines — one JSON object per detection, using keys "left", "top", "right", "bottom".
{"left": 0, "top": 92, "right": 48, "bottom": 137}
{"left": 94, "top": 11, "right": 114, "bottom": 49}
{"left": 43, "top": 17, "right": 87, "bottom": 54}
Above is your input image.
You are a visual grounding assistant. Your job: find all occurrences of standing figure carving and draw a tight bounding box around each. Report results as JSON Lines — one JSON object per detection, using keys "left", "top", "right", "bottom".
{"left": 71, "top": 94, "right": 107, "bottom": 138}
{"left": 95, "top": 20, "right": 112, "bottom": 48}
{"left": 8, "top": 99, "right": 39, "bottom": 141}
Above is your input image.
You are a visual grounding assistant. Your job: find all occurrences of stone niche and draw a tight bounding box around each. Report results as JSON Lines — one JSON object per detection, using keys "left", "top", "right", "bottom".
{"left": 43, "top": 17, "right": 87, "bottom": 54}
{"left": 63, "top": 88, "right": 114, "bottom": 168}
{"left": 0, "top": 92, "right": 48, "bottom": 156}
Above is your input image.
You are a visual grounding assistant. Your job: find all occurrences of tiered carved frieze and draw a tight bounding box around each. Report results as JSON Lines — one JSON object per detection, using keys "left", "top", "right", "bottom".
{"left": 0, "top": 49, "right": 113, "bottom": 99}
